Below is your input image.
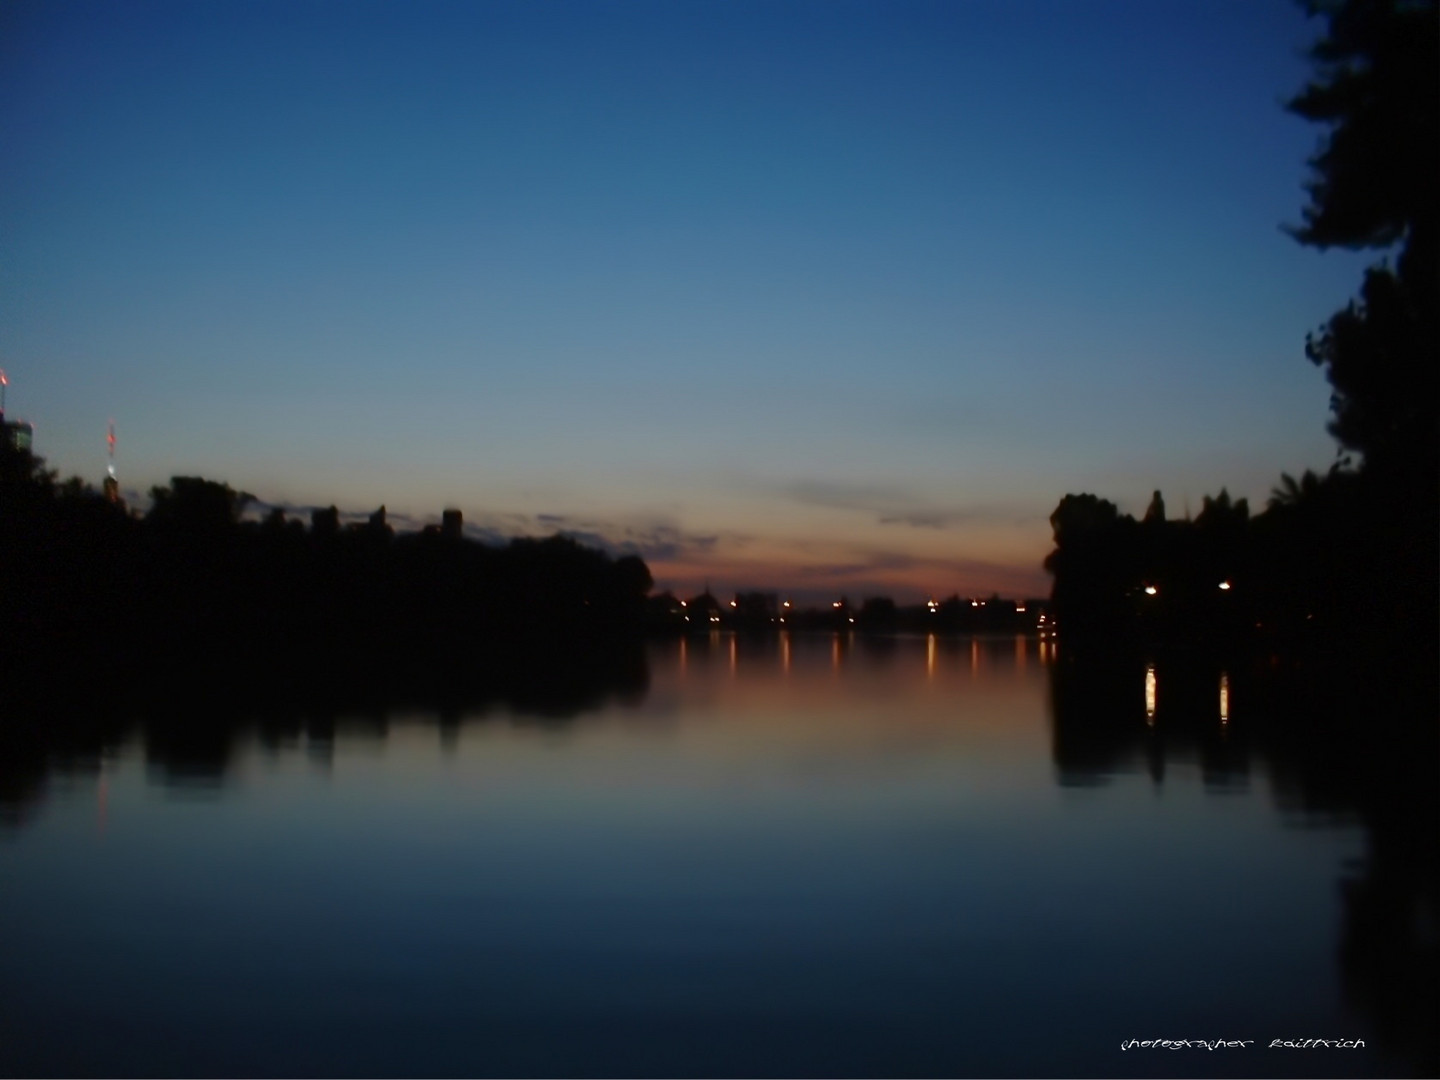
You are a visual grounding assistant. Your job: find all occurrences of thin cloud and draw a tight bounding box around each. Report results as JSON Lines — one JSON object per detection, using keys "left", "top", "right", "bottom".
{"left": 782, "top": 478, "right": 1030, "bottom": 529}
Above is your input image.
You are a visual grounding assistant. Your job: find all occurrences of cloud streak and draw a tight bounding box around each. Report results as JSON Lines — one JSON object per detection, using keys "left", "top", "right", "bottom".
{"left": 782, "top": 479, "right": 1033, "bottom": 529}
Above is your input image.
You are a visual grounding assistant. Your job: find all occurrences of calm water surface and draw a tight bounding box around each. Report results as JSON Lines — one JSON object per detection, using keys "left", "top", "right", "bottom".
{"left": 0, "top": 635, "right": 1415, "bottom": 1076}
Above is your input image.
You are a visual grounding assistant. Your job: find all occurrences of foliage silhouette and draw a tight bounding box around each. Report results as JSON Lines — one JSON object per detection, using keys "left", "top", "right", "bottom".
{"left": 1045, "top": 0, "right": 1438, "bottom": 663}
{"left": 0, "top": 438, "right": 654, "bottom": 717}
{"left": 1288, "top": 0, "right": 1437, "bottom": 551}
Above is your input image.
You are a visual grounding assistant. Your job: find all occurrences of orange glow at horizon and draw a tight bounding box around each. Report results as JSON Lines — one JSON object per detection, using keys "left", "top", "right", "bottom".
{"left": 640, "top": 527, "right": 1052, "bottom": 606}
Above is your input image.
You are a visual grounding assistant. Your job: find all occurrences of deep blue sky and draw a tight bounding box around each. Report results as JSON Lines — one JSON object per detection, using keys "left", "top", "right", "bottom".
{"left": 0, "top": 0, "right": 1368, "bottom": 598}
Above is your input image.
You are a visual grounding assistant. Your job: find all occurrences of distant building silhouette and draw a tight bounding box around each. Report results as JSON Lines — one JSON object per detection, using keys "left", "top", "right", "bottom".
{"left": 686, "top": 587, "right": 723, "bottom": 627}
{"left": 0, "top": 372, "right": 29, "bottom": 452}
{"left": 734, "top": 591, "right": 779, "bottom": 623}
{"left": 1, "top": 414, "right": 33, "bottom": 453}
{"left": 442, "top": 508, "right": 463, "bottom": 540}
{"left": 104, "top": 421, "right": 120, "bottom": 503}
{"left": 346, "top": 505, "right": 393, "bottom": 540}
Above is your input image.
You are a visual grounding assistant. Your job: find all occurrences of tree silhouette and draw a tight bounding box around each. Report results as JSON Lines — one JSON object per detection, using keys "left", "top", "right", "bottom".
{"left": 1142, "top": 490, "right": 1166, "bottom": 525}
{"left": 1039, "top": 1, "right": 1438, "bottom": 657}
{"left": 147, "top": 477, "right": 255, "bottom": 535}
{"left": 1289, "top": 0, "right": 1438, "bottom": 476}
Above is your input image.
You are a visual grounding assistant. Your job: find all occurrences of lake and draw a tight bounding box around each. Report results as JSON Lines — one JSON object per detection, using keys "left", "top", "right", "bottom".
{"left": 0, "top": 633, "right": 1430, "bottom": 1077}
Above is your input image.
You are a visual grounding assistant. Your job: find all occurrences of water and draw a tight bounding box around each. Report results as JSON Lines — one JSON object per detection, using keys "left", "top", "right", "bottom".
{"left": 0, "top": 634, "right": 1426, "bottom": 1076}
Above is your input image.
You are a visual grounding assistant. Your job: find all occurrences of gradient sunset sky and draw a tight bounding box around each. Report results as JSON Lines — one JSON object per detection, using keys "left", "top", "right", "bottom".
{"left": 0, "top": 1, "right": 1369, "bottom": 601}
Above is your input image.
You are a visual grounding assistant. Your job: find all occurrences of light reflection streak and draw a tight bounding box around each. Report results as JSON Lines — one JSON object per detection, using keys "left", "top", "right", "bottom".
{"left": 927, "top": 633, "right": 936, "bottom": 679}
{"left": 970, "top": 637, "right": 979, "bottom": 677}
{"left": 1219, "top": 672, "right": 1229, "bottom": 724}
{"left": 1145, "top": 664, "right": 1157, "bottom": 724}
{"left": 729, "top": 634, "right": 737, "bottom": 678}
{"left": 782, "top": 632, "right": 791, "bottom": 674}
{"left": 678, "top": 635, "right": 687, "bottom": 676}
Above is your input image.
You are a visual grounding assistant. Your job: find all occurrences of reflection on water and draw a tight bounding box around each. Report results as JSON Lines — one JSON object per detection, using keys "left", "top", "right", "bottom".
{"left": 0, "top": 634, "right": 1432, "bottom": 1077}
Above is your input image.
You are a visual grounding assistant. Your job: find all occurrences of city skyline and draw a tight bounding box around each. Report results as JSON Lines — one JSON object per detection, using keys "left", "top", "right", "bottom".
{"left": 0, "top": 0, "right": 1372, "bottom": 601}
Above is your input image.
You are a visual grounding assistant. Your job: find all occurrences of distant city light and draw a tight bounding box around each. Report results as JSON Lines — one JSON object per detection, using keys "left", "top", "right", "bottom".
{"left": 832, "top": 601, "right": 842, "bottom": 608}
{"left": 1144, "top": 585, "right": 1158, "bottom": 596}
{"left": 730, "top": 600, "right": 737, "bottom": 607}
{"left": 1015, "top": 604, "right": 1026, "bottom": 613}
{"left": 1218, "top": 581, "right": 1232, "bottom": 591}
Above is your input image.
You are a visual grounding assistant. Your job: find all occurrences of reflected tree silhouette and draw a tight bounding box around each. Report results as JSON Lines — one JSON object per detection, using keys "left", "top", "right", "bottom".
{"left": 1048, "top": 644, "right": 1437, "bottom": 1076}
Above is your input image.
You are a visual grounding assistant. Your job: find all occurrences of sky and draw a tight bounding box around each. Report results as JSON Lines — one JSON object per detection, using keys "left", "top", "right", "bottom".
{"left": 0, "top": 0, "right": 1373, "bottom": 602}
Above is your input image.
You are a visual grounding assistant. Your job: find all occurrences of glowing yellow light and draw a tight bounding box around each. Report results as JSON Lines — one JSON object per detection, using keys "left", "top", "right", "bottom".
{"left": 783, "top": 601, "right": 791, "bottom": 608}
{"left": 1218, "top": 581, "right": 1232, "bottom": 591}
{"left": 679, "top": 600, "right": 686, "bottom": 607}
{"left": 971, "top": 600, "right": 980, "bottom": 607}
{"left": 832, "top": 601, "right": 842, "bottom": 608}
{"left": 730, "top": 600, "right": 737, "bottom": 607}
{"left": 1015, "top": 604, "right": 1026, "bottom": 613}
{"left": 1145, "top": 664, "right": 1157, "bottom": 722}
{"left": 1144, "top": 585, "right": 1157, "bottom": 596}
{"left": 1219, "top": 672, "right": 1230, "bottom": 722}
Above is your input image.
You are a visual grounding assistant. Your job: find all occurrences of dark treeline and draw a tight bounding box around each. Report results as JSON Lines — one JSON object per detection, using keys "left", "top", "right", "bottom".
{"left": 0, "top": 443, "right": 653, "bottom": 715}
{"left": 1044, "top": 472, "right": 1431, "bottom": 660}
{"left": 1045, "top": 0, "right": 1437, "bottom": 674}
